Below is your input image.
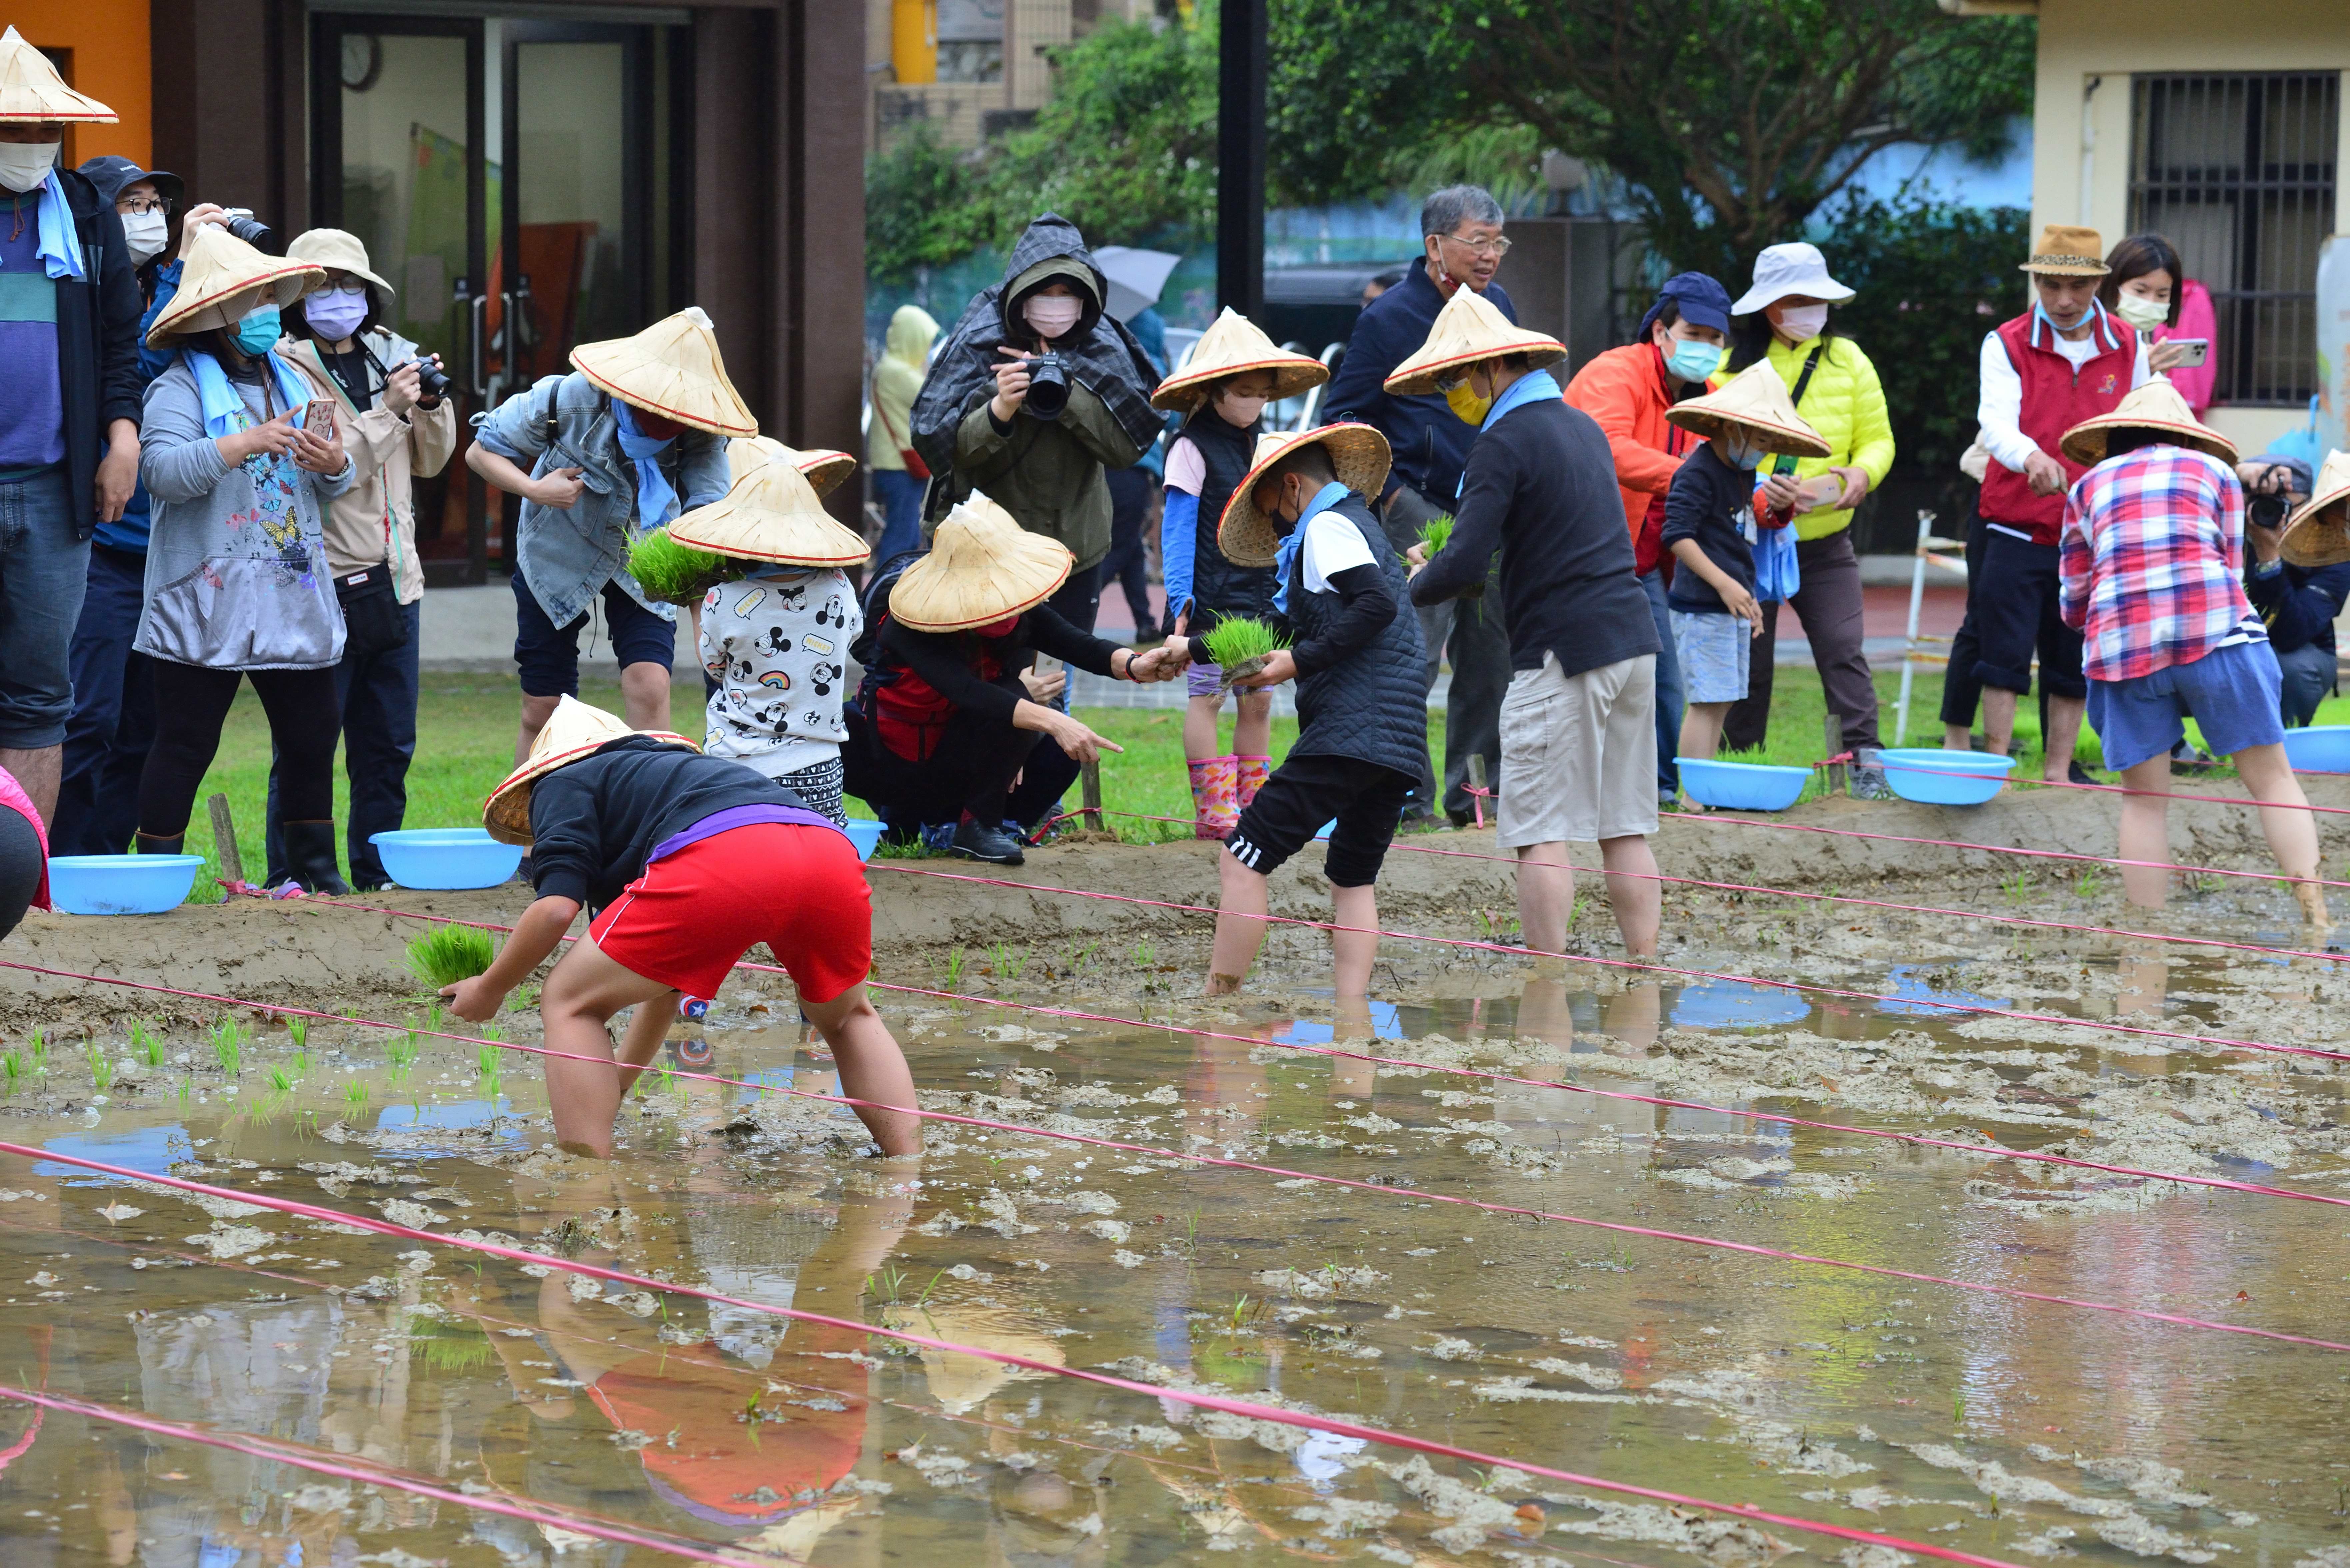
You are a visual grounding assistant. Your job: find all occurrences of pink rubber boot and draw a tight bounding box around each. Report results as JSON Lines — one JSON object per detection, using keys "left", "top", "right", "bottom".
{"left": 1235, "top": 754, "right": 1271, "bottom": 812}
{"left": 1189, "top": 755, "right": 1239, "bottom": 839}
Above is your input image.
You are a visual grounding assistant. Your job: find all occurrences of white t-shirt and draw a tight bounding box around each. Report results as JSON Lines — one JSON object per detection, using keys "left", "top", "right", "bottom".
{"left": 1297, "top": 509, "right": 1376, "bottom": 594}
{"left": 1163, "top": 435, "right": 1206, "bottom": 496}
{"left": 699, "top": 567, "right": 863, "bottom": 779}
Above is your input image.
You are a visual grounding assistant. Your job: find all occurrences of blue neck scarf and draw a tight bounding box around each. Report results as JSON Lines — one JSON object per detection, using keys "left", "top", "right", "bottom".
{"left": 17, "top": 171, "right": 85, "bottom": 282}
{"left": 184, "top": 346, "right": 316, "bottom": 442}
{"left": 612, "top": 401, "right": 681, "bottom": 532}
{"left": 1272, "top": 480, "right": 1353, "bottom": 615}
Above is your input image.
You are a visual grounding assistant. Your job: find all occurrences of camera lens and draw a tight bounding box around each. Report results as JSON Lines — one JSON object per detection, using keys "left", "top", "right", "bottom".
{"left": 1024, "top": 351, "right": 1070, "bottom": 421}
{"left": 2250, "top": 495, "right": 2288, "bottom": 530}
{"left": 224, "top": 213, "right": 271, "bottom": 248}
{"left": 412, "top": 357, "right": 451, "bottom": 400}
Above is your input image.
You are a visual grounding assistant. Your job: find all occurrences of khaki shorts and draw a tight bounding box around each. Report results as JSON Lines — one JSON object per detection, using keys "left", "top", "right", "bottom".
{"left": 1497, "top": 651, "right": 1658, "bottom": 848}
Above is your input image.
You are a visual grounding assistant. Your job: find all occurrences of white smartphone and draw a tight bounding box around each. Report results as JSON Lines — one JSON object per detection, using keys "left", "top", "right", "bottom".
{"left": 2167, "top": 337, "right": 2210, "bottom": 368}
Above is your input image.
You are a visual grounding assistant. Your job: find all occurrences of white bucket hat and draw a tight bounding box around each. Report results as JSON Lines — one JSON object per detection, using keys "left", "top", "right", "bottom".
{"left": 1731, "top": 242, "right": 1856, "bottom": 316}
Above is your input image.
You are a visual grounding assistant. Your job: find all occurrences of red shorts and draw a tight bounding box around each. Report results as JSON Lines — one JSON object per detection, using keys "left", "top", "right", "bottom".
{"left": 588, "top": 823, "right": 872, "bottom": 1003}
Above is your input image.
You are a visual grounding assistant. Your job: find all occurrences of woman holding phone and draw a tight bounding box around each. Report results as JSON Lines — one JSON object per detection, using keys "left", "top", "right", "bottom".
{"left": 131, "top": 225, "right": 356, "bottom": 891}
{"left": 2100, "top": 233, "right": 2215, "bottom": 410}
{"left": 263, "top": 228, "right": 456, "bottom": 891}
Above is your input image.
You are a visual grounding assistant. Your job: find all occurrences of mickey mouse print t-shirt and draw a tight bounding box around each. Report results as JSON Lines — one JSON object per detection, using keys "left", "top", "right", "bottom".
{"left": 699, "top": 565, "right": 863, "bottom": 781}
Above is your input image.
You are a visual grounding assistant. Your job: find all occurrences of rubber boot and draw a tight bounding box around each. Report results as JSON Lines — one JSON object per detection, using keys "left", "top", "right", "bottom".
{"left": 1188, "top": 755, "right": 1238, "bottom": 840}
{"left": 135, "top": 832, "right": 184, "bottom": 856}
{"left": 1235, "top": 754, "right": 1271, "bottom": 813}
{"left": 279, "top": 820, "right": 351, "bottom": 895}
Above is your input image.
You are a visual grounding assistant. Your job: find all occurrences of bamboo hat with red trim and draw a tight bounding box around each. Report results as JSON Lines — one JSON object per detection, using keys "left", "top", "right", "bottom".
{"left": 0, "top": 26, "right": 116, "bottom": 122}
{"left": 670, "top": 455, "right": 870, "bottom": 568}
{"left": 727, "top": 434, "right": 856, "bottom": 498}
{"left": 2281, "top": 449, "right": 2350, "bottom": 570}
{"left": 482, "top": 696, "right": 699, "bottom": 846}
{"left": 1216, "top": 423, "right": 1393, "bottom": 570}
{"left": 2058, "top": 377, "right": 2237, "bottom": 467}
{"left": 1664, "top": 361, "right": 1831, "bottom": 457}
{"left": 887, "top": 495, "right": 1073, "bottom": 632}
{"left": 1151, "top": 308, "right": 1329, "bottom": 413}
{"left": 570, "top": 306, "right": 758, "bottom": 437}
{"left": 1381, "top": 287, "right": 1565, "bottom": 397}
{"left": 145, "top": 224, "right": 326, "bottom": 345}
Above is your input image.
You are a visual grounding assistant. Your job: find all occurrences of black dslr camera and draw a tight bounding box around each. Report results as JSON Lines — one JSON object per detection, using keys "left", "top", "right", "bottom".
{"left": 1022, "top": 350, "right": 1071, "bottom": 421}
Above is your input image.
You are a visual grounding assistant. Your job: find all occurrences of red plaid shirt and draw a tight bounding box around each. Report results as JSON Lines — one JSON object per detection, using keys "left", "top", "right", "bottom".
{"left": 2058, "top": 445, "right": 2258, "bottom": 681}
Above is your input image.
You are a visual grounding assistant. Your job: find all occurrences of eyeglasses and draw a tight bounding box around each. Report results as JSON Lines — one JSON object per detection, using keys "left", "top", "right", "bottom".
{"left": 317, "top": 281, "right": 369, "bottom": 298}
{"left": 1431, "top": 231, "right": 1511, "bottom": 258}
{"left": 116, "top": 196, "right": 170, "bottom": 216}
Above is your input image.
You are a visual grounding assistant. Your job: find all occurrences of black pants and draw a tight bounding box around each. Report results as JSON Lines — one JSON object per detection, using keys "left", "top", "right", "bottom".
{"left": 53, "top": 543, "right": 155, "bottom": 855}
{"left": 1941, "top": 503, "right": 2065, "bottom": 738}
{"left": 138, "top": 663, "right": 341, "bottom": 839}
{"left": 1005, "top": 562, "right": 1101, "bottom": 828}
{"left": 0, "top": 806, "right": 40, "bottom": 941}
{"left": 1382, "top": 485, "right": 1505, "bottom": 821}
{"left": 843, "top": 692, "right": 1042, "bottom": 831}
{"left": 264, "top": 598, "right": 423, "bottom": 888}
{"left": 1102, "top": 466, "right": 1157, "bottom": 633}
{"left": 1723, "top": 529, "right": 1882, "bottom": 755}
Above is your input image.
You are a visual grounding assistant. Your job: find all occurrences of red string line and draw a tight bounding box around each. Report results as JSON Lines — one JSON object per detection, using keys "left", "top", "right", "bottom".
{"left": 861, "top": 864, "right": 2350, "bottom": 1064}
{"left": 0, "top": 978, "right": 2334, "bottom": 1349}
{"left": 1043, "top": 808, "right": 2348, "bottom": 965}
{"left": 296, "top": 900, "right": 2350, "bottom": 1211}
{"left": 0, "top": 1141, "right": 2241, "bottom": 1568}
{"left": 0, "top": 1385, "right": 783, "bottom": 1567}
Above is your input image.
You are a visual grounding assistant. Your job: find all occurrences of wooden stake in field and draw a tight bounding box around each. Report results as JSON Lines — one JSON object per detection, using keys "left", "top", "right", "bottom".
{"left": 206, "top": 793, "right": 243, "bottom": 885}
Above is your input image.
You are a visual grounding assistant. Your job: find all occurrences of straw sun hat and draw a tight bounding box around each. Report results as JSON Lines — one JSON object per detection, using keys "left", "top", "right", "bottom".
{"left": 571, "top": 306, "right": 758, "bottom": 437}
{"left": 1664, "top": 361, "right": 1831, "bottom": 457}
{"left": 146, "top": 224, "right": 325, "bottom": 346}
{"left": 2281, "top": 450, "right": 2350, "bottom": 570}
{"left": 727, "top": 433, "right": 855, "bottom": 499}
{"left": 888, "top": 496, "right": 1073, "bottom": 632}
{"left": 1151, "top": 307, "right": 1329, "bottom": 413}
{"left": 482, "top": 696, "right": 698, "bottom": 846}
{"left": 668, "top": 455, "right": 869, "bottom": 568}
{"left": 2057, "top": 378, "right": 2237, "bottom": 467}
{"left": 0, "top": 25, "right": 116, "bottom": 121}
{"left": 1215, "top": 423, "right": 1393, "bottom": 570}
{"left": 285, "top": 227, "right": 398, "bottom": 303}
{"left": 1381, "top": 287, "right": 1565, "bottom": 397}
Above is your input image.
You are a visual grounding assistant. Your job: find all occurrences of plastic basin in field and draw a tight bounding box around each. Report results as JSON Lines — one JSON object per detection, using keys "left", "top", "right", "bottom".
{"left": 842, "top": 818, "right": 885, "bottom": 861}
{"left": 2283, "top": 726, "right": 2350, "bottom": 773}
{"left": 369, "top": 829, "right": 524, "bottom": 890}
{"left": 1674, "top": 757, "right": 1810, "bottom": 811}
{"left": 47, "top": 854, "right": 203, "bottom": 915}
{"left": 1877, "top": 748, "right": 2016, "bottom": 805}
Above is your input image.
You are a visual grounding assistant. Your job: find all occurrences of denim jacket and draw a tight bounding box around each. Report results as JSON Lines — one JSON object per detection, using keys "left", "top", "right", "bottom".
{"left": 471, "top": 371, "right": 730, "bottom": 627}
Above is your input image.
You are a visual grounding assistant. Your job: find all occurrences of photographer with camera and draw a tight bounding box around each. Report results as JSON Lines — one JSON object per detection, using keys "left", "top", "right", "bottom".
{"left": 254, "top": 228, "right": 455, "bottom": 892}
{"left": 907, "top": 214, "right": 1164, "bottom": 828}
{"left": 2240, "top": 451, "right": 2348, "bottom": 728}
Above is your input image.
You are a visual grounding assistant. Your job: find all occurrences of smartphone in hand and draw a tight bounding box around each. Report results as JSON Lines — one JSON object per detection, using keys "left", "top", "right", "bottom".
{"left": 303, "top": 400, "right": 338, "bottom": 441}
{"left": 2167, "top": 338, "right": 2210, "bottom": 368}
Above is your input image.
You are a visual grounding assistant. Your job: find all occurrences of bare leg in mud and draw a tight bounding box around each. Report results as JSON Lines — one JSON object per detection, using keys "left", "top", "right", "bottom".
{"left": 2117, "top": 744, "right": 2328, "bottom": 927}
{"left": 1206, "top": 846, "right": 1379, "bottom": 998}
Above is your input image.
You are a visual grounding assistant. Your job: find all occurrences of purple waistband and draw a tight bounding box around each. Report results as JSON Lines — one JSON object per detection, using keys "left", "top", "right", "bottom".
{"left": 647, "top": 804, "right": 844, "bottom": 865}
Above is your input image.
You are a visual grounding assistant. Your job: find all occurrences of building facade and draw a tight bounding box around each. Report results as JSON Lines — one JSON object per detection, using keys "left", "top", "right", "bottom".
{"left": 864, "top": 0, "right": 1160, "bottom": 153}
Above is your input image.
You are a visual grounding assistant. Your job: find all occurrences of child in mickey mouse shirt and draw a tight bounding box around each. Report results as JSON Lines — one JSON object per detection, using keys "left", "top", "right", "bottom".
{"left": 700, "top": 564, "right": 863, "bottom": 825}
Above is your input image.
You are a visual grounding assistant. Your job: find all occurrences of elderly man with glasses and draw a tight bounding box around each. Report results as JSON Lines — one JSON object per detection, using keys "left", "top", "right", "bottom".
{"left": 1323, "top": 184, "right": 1520, "bottom": 826}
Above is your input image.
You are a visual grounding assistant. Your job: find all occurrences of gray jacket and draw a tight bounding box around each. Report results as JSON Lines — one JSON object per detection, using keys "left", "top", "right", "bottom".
{"left": 134, "top": 355, "right": 356, "bottom": 670}
{"left": 472, "top": 371, "right": 730, "bottom": 627}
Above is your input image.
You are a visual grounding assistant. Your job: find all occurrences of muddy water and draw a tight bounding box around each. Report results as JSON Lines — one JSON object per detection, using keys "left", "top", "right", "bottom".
{"left": 2, "top": 924, "right": 2349, "bottom": 1567}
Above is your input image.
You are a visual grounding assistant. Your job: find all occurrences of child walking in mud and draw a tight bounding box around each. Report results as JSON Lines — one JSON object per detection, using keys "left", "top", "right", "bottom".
{"left": 1172, "top": 424, "right": 1424, "bottom": 997}
{"left": 442, "top": 697, "right": 922, "bottom": 1159}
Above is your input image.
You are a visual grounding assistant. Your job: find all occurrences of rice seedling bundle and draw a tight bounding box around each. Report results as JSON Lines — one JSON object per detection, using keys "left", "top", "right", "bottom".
{"left": 1417, "top": 513, "right": 1454, "bottom": 555}
{"left": 407, "top": 926, "right": 498, "bottom": 991}
{"left": 626, "top": 528, "right": 730, "bottom": 606}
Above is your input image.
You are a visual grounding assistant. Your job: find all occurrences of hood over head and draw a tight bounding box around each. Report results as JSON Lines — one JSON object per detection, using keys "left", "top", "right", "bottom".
{"left": 885, "top": 303, "right": 939, "bottom": 367}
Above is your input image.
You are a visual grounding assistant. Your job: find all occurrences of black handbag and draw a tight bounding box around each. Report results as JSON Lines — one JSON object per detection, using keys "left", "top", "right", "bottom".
{"left": 336, "top": 561, "right": 409, "bottom": 659}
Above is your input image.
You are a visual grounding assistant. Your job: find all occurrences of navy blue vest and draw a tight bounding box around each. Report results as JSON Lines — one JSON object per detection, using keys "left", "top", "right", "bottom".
{"left": 1182, "top": 410, "right": 1274, "bottom": 631}
{"left": 1282, "top": 494, "right": 1426, "bottom": 779}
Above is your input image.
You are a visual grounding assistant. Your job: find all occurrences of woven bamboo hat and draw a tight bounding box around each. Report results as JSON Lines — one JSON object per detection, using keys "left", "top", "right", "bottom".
{"left": 1216, "top": 422, "right": 1393, "bottom": 570}
{"left": 2058, "top": 378, "right": 2237, "bottom": 467}
{"left": 1664, "top": 361, "right": 1831, "bottom": 457}
{"left": 2020, "top": 224, "right": 2108, "bottom": 277}
{"left": 2281, "top": 450, "right": 2350, "bottom": 569}
{"left": 888, "top": 496, "right": 1073, "bottom": 632}
{"left": 727, "top": 434, "right": 856, "bottom": 498}
{"left": 146, "top": 224, "right": 326, "bottom": 345}
{"left": 669, "top": 456, "right": 869, "bottom": 568}
{"left": 285, "top": 227, "right": 397, "bottom": 302}
{"left": 1381, "top": 287, "right": 1566, "bottom": 397}
{"left": 482, "top": 696, "right": 699, "bottom": 846}
{"left": 0, "top": 26, "right": 115, "bottom": 122}
{"left": 1151, "top": 307, "right": 1329, "bottom": 413}
{"left": 570, "top": 306, "right": 758, "bottom": 437}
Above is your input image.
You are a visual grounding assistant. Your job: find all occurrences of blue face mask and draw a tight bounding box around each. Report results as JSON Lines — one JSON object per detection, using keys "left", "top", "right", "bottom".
{"left": 1716, "top": 432, "right": 1769, "bottom": 471}
{"left": 233, "top": 304, "right": 281, "bottom": 356}
{"left": 1665, "top": 337, "right": 1724, "bottom": 383}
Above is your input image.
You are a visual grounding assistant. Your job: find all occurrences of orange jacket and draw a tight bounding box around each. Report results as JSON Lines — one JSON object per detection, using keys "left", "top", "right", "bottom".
{"left": 1562, "top": 341, "right": 1705, "bottom": 540}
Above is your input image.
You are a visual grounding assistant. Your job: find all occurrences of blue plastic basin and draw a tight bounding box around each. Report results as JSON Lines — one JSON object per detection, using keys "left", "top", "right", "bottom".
{"left": 842, "top": 818, "right": 885, "bottom": 861}
{"left": 368, "top": 829, "right": 524, "bottom": 890}
{"left": 1877, "top": 748, "right": 2016, "bottom": 805}
{"left": 47, "top": 854, "right": 203, "bottom": 915}
{"left": 2283, "top": 726, "right": 2350, "bottom": 773}
{"left": 1674, "top": 757, "right": 1810, "bottom": 811}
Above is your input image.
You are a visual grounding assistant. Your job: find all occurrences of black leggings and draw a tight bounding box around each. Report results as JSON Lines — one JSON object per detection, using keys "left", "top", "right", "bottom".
{"left": 0, "top": 807, "right": 40, "bottom": 941}
{"left": 139, "top": 663, "right": 341, "bottom": 837}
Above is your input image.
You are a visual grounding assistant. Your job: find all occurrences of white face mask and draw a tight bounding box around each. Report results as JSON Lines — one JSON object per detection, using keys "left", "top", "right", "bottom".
{"left": 1215, "top": 392, "right": 1269, "bottom": 428}
{"left": 120, "top": 209, "right": 168, "bottom": 266}
{"left": 0, "top": 141, "right": 59, "bottom": 195}
{"left": 2114, "top": 292, "right": 2170, "bottom": 332}
{"left": 1022, "top": 294, "right": 1084, "bottom": 340}
{"left": 1775, "top": 302, "right": 1830, "bottom": 342}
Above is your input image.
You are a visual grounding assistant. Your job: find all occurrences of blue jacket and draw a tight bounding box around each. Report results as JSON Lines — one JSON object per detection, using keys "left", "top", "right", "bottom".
{"left": 2246, "top": 555, "right": 2350, "bottom": 655}
{"left": 1321, "top": 264, "right": 1517, "bottom": 509}
{"left": 94, "top": 258, "right": 184, "bottom": 553}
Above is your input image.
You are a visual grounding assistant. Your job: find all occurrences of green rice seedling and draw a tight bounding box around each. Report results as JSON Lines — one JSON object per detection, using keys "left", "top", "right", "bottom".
{"left": 936, "top": 945, "right": 968, "bottom": 990}
{"left": 1132, "top": 936, "right": 1155, "bottom": 968}
{"left": 409, "top": 1320, "right": 494, "bottom": 1374}
{"left": 344, "top": 1081, "right": 368, "bottom": 1114}
{"left": 132, "top": 1020, "right": 164, "bottom": 1070}
{"left": 2, "top": 1052, "right": 19, "bottom": 1090}
{"left": 990, "top": 943, "right": 1029, "bottom": 981}
{"left": 90, "top": 1053, "right": 113, "bottom": 1093}
{"left": 210, "top": 1020, "right": 241, "bottom": 1077}
{"left": 388, "top": 1033, "right": 419, "bottom": 1074}
{"left": 2074, "top": 865, "right": 2107, "bottom": 902}
{"left": 266, "top": 1065, "right": 294, "bottom": 1095}
{"left": 1199, "top": 615, "right": 1288, "bottom": 673}
{"left": 286, "top": 1016, "right": 308, "bottom": 1051}
{"left": 27, "top": 1028, "right": 45, "bottom": 1073}
{"left": 2001, "top": 868, "right": 2035, "bottom": 907}
{"left": 476, "top": 1045, "right": 501, "bottom": 1078}
{"left": 407, "top": 926, "right": 497, "bottom": 991}
{"left": 1416, "top": 512, "right": 1454, "bottom": 556}
{"left": 625, "top": 527, "right": 729, "bottom": 606}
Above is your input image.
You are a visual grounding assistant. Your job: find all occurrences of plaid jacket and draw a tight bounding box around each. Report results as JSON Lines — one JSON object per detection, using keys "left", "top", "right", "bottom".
{"left": 2058, "top": 445, "right": 2258, "bottom": 681}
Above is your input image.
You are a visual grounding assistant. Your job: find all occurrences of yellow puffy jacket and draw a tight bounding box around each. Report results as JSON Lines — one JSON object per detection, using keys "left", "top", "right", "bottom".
{"left": 1763, "top": 333, "right": 1895, "bottom": 541}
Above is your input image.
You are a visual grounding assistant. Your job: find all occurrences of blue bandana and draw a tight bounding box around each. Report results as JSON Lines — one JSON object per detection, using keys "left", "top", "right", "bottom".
{"left": 26, "top": 170, "right": 84, "bottom": 282}
{"left": 1272, "top": 480, "right": 1352, "bottom": 615}
{"left": 185, "top": 346, "right": 316, "bottom": 442}
{"left": 613, "top": 401, "right": 681, "bottom": 533}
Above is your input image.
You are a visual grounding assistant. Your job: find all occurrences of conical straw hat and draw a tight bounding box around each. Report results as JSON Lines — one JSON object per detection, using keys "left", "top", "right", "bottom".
{"left": 1664, "top": 361, "right": 1831, "bottom": 457}
{"left": 1152, "top": 307, "right": 1330, "bottom": 413}
{"left": 570, "top": 306, "right": 758, "bottom": 437}
{"left": 2059, "top": 377, "right": 2238, "bottom": 467}
{"left": 1217, "top": 422, "right": 1393, "bottom": 570}
{"left": 727, "top": 433, "right": 855, "bottom": 498}
{"left": 1382, "top": 287, "right": 1566, "bottom": 397}
{"left": 0, "top": 26, "right": 116, "bottom": 121}
{"left": 2281, "top": 450, "right": 2350, "bottom": 569}
{"left": 669, "top": 457, "right": 869, "bottom": 568}
{"left": 887, "top": 496, "right": 1072, "bottom": 632}
{"left": 482, "top": 695, "right": 699, "bottom": 846}
{"left": 145, "top": 224, "right": 325, "bottom": 345}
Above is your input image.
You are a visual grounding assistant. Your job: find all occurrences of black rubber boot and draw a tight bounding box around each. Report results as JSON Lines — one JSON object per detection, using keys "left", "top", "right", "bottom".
{"left": 950, "top": 816, "right": 1025, "bottom": 867}
{"left": 280, "top": 820, "right": 351, "bottom": 895}
{"left": 134, "top": 832, "right": 184, "bottom": 856}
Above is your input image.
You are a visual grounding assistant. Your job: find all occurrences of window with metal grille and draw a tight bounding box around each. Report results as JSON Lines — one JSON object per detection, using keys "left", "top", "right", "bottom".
{"left": 2129, "top": 72, "right": 2339, "bottom": 406}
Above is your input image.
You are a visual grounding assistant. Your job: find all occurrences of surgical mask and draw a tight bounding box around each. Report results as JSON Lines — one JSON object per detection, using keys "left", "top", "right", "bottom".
{"left": 1022, "top": 294, "right": 1083, "bottom": 340}
{"left": 1664, "top": 337, "right": 1723, "bottom": 383}
{"left": 0, "top": 141, "right": 58, "bottom": 195}
{"left": 120, "top": 210, "right": 168, "bottom": 267}
{"left": 1215, "top": 392, "right": 1269, "bottom": 429}
{"left": 232, "top": 303, "right": 281, "bottom": 356}
{"left": 2113, "top": 292, "right": 2170, "bottom": 333}
{"left": 1775, "top": 303, "right": 1830, "bottom": 342}
{"left": 1444, "top": 379, "right": 1493, "bottom": 425}
{"left": 1715, "top": 432, "right": 1769, "bottom": 471}
{"left": 303, "top": 288, "right": 369, "bottom": 342}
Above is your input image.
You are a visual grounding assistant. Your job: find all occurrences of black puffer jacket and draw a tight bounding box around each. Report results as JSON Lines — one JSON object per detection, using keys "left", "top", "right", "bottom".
{"left": 1284, "top": 495, "right": 1426, "bottom": 779}
{"left": 1182, "top": 408, "right": 1273, "bottom": 630}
